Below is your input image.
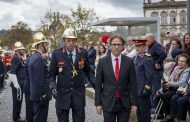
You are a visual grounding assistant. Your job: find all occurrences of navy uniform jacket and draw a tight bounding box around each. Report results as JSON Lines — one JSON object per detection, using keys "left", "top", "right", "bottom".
{"left": 88, "top": 47, "right": 96, "bottom": 65}
{"left": 147, "top": 41, "right": 167, "bottom": 70}
{"left": 134, "top": 53, "right": 154, "bottom": 96}
{"left": 23, "top": 55, "right": 31, "bottom": 95}
{"left": 29, "top": 51, "right": 51, "bottom": 101}
{"left": 0, "top": 56, "right": 5, "bottom": 79}
{"left": 10, "top": 54, "right": 25, "bottom": 87}
{"left": 49, "top": 47, "right": 95, "bottom": 110}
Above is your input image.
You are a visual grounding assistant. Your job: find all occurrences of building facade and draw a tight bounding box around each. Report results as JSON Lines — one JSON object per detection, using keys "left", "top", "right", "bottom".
{"left": 144, "top": 0, "right": 187, "bottom": 34}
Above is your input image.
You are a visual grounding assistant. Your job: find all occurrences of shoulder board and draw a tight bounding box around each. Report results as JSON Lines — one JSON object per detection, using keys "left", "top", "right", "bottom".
{"left": 144, "top": 53, "right": 151, "bottom": 57}
{"left": 53, "top": 48, "right": 62, "bottom": 52}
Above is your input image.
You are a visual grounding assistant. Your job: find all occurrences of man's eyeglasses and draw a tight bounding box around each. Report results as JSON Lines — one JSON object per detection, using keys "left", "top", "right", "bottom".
{"left": 111, "top": 44, "right": 122, "bottom": 47}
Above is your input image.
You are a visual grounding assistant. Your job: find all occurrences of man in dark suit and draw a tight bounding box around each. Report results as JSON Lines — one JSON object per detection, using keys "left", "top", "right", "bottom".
{"left": 49, "top": 28, "right": 95, "bottom": 122}
{"left": 29, "top": 32, "right": 52, "bottom": 122}
{"left": 95, "top": 34, "right": 137, "bottom": 122}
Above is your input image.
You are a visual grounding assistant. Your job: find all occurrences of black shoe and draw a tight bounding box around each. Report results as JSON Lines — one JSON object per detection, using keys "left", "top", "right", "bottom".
{"left": 157, "top": 114, "right": 164, "bottom": 119}
{"left": 161, "top": 117, "right": 173, "bottom": 122}
{"left": 150, "top": 108, "right": 156, "bottom": 114}
{"left": 14, "top": 118, "right": 26, "bottom": 122}
{"left": 152, "top": 114, "right": 164, "bottom": 120}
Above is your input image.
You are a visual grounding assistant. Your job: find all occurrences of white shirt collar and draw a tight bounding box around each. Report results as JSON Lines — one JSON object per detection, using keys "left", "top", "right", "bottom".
{"left": 66, "top": 48, "right": 76, "bottom": 56}
{"left": 111, "top": 53, "right": 121, "bottom": 61}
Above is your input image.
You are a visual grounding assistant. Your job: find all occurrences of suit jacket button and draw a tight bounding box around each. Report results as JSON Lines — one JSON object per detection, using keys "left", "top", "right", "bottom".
{"left": 71, "top": 82, "right": 73, "bottom": 85}
{"left": 71, "top": 88, "right": 73, "bottom": 90}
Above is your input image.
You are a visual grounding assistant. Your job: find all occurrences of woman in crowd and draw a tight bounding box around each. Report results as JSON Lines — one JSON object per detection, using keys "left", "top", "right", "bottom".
{"left": 95, "top": 45, "right": 106, "bottom": 68}
{"left": 170, "top": 70, "right": 190, "bottom": 122}
{"left": 183, "top": 33, "right": 190, "bottom": 56}
{"left": 166, "top": 39, "right": 182, "bottom": 62}
{"left": 158, "top": 54, "right": 190, "bottom": 122}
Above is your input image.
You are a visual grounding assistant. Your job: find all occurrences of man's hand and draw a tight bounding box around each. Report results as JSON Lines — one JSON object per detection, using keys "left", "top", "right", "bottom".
{"left": 155, "top": 63, "right": 161, "bottom": 69}
{"left": 96, "top": 106, "right": 102, "bottom": 115}
{"left": 52, "top": 88, "right": 58, "bottom": 99}
{"left": 130, "top": 106, "right": 137, "bottom": 113}
{"left": 164, "top": 82, "right": 171, "bottom": 88}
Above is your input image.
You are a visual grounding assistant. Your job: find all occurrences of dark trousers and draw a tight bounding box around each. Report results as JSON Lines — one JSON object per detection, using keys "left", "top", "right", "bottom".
{"left": 0, "top": 75, "right": 4, "bottom": 89}
{"left": 150, "top": 70, "right": 163, "bottom": 108}
{"left": 103, "top": 99, "right": 130, "bottom": 122}
{"left": 170, "top": 95, "right": 189, "bottom": 121}
{"left": 137, "top": 96, "right": 151, "bottom": 122}
{"left": 160, "top": 90, "right": 176, "bottom": 115}
{"left": 33, "top": 101, "right": 49, "bottom": 122}
{"left": 25, "top": 94, "right": 34, "bottom": 122}
{"left": 56, "top": 108, "right": 85, "bottom": 122}
{"left": 11, "top": 85, "right": 23, "bottom": 121}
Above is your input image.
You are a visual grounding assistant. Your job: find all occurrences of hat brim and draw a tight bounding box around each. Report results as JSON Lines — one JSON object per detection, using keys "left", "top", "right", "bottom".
{"left": 15, "top": 47, "right": 25, "bottom": 50}
{"left": 63, "top": 36, "right": 77, "bottom": 39}
{"left": 33, "top": 40, "right": 49, "bottom": 46}
{"left": 134, "top": 43, "right": 146, "bottom": 46}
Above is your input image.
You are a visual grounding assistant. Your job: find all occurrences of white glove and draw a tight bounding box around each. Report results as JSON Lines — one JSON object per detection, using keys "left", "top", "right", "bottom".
{"left": 8, "top": 74, "right": 20, "bottom": 89}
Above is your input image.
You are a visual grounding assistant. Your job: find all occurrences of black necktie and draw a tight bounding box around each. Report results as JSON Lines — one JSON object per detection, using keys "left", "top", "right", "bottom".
{"left": 69, "top": 53, "right": 73, "bottom": 64}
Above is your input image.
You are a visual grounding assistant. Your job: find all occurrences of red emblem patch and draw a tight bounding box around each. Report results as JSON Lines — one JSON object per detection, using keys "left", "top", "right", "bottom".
{"left": 58, "top": 62, "right": 64, "bottom": 65}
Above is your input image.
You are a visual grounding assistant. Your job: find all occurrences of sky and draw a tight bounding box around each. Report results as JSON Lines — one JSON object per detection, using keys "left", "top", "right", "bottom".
{"left": 0, "top": 0, "right": 185, "bottom": 30}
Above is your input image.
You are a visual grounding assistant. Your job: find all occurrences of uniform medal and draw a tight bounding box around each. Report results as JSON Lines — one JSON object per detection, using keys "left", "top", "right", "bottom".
{"left": 72, "top": 66, "right": 78, "bottom": 78}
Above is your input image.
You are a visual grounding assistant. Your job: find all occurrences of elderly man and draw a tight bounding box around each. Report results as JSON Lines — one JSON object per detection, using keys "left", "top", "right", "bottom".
{"left": 145, "top": 33, "right": 167, "bottom": 113}
{"left": 49, "top": 28, "right": 95, "bottom": 122}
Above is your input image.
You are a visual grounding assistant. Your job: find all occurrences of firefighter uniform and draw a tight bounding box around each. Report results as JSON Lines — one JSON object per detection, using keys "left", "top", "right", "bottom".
{"left": 49, "top": 28, "right": 95, "bottom": 122}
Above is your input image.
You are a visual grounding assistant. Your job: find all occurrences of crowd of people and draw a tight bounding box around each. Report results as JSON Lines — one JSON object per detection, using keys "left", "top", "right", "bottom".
{"left": 0, "top": 29, "right": 190, "bottom": 122}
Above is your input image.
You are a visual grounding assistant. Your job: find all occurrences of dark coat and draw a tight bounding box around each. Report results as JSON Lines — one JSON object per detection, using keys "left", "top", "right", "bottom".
{"left": 0, "top": 56, "right": 5, "bottom": 78}
{"left": 10, "top": 54, "right": 25, "bottom": 86}
{"left": 148, "top": 41, "right": 167, "bottom": 70}
{"left": 134, "top": 53, "right": 154, "bottom": 96}
{"left": 88, "top": 47, "right": 96, "bottom": 65}
{"left": 29, "top": 51, "right": 51, "bottom": 101}
{"left": 49, "top": 47, "right": 95, "bottom": 110}
{"left": 95, "top": 54, "right": 137, "bottom": 112}
{"left": 23, "top": 55, "right": 31, "bottom": 95}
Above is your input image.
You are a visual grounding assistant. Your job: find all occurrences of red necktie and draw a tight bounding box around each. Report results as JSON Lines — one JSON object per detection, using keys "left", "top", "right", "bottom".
{"left": 115, "top": 57, "right": 119, "bottom": 82}
{"left": 115, "top": 57, "right": 120, "bottom": 98}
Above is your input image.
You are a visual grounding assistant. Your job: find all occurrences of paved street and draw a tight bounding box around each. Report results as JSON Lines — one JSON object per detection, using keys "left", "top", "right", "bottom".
{"left": 0, "top": 84, "right": 103, "bottom": 122}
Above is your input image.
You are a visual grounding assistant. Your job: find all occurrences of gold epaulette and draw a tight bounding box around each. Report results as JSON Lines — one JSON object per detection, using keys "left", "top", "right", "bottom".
{"left": 144, "top": 53, "right": 151, "bottom": 57}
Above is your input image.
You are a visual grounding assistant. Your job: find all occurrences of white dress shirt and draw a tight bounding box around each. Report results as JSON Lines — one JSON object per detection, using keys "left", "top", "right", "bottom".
{"left": 111, "top": 53, "right": 121, "bottom": 74}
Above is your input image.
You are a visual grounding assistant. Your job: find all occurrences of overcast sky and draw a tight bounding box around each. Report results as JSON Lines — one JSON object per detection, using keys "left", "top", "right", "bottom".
{"left": 0, "top": 0, "right": 184, "bottom": 30}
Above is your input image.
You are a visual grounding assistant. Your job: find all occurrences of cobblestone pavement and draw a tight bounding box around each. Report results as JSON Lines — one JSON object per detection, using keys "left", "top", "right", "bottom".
{"left": 0, "top": 85, "right": 103, "bottom": 122}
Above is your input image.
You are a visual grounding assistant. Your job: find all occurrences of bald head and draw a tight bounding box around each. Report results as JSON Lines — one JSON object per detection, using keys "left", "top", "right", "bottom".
{"left": 145, "top": 33, "right": 155, "bottom": 46}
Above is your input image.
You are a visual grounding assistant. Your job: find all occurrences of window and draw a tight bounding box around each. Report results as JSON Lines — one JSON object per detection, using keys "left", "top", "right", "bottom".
{"left": 179, "top": 27, "right": 187, "bottom": 35}
{"left": 170, "top": 10, "right": 177, "bottom": 24}
{"left": 170, "top": 27, "right": 177, "bottom": 33}
{"left": 179, "top": 10, "right": 186, "bottom": 24}
{"left": 161, "top": 28, "right": 168, "bottom": 33}
{"left": 160, "top": 11, "right": 168, "bottom": 24}
{"left": 151, "top": 11, "right": 158, "bottom": 17}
